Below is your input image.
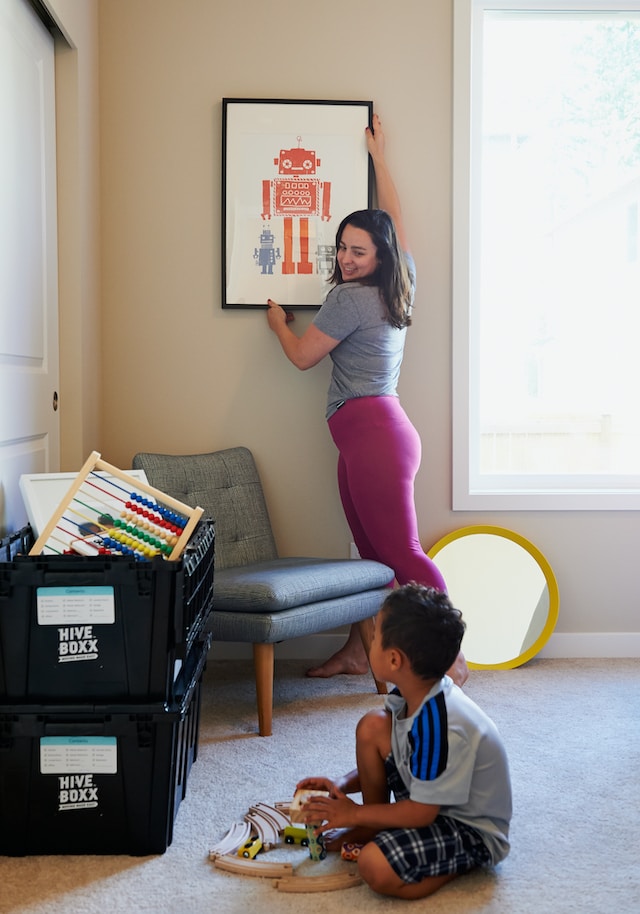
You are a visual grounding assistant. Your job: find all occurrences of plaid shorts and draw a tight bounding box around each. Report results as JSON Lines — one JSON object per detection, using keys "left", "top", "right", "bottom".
{"left": 372, "top": 755, "right": 492, "bottom": 884}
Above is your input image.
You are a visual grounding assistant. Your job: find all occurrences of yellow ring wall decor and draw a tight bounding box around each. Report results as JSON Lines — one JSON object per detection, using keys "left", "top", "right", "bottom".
{"left": 427, "top": 525, "right": 559, "bottom": 670}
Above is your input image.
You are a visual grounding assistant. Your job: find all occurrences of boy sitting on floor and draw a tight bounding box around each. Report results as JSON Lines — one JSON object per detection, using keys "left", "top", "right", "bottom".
{"left": 297, "top": 583, "right": 512, "bottom": 900}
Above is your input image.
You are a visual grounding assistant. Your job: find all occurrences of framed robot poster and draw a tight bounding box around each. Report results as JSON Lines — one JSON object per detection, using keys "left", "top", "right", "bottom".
{"left": 221, "top": 98, "right": 373, "bottom": 310}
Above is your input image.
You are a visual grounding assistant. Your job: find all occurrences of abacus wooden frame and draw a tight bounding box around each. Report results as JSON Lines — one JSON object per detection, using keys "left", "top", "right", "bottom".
{"left": 28, "top": 451, "right": 203, "bottom": 561}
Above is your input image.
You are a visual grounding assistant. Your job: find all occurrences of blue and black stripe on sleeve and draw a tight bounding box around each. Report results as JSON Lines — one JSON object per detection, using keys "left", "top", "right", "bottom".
{"left": 409, "top": 692, "right": 449, "bottom": 781}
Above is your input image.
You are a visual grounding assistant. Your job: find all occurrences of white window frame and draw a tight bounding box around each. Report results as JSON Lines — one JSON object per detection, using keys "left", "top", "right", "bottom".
{"left": 453, "top": 0, "right": 640, "bottom": 510}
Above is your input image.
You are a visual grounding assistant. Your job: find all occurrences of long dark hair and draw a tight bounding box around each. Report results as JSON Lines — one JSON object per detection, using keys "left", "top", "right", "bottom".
{"left": 329, "top": 209, "right": 413, "bottom": 329}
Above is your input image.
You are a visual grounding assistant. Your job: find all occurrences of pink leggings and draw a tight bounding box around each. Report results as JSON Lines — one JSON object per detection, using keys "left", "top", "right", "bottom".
{"left": 328, "top": 396, "right": 446, "bottom": 591}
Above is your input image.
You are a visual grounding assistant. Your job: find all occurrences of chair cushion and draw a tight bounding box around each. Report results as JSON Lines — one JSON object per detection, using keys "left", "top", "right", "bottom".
{"left": 213, "top": 557, "right": 394, "bottom": 612}
{"left": 208, "top": 587, "right": 392, "bottom": 643}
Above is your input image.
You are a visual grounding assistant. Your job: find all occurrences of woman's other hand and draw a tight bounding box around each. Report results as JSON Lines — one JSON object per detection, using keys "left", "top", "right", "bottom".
{"left": 365, "top": 113, "right": 385, "bottom": 161}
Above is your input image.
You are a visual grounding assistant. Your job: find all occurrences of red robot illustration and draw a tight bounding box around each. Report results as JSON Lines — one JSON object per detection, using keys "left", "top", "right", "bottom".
{"left": 261, "top": 136, "right": 331, "bottom": 275}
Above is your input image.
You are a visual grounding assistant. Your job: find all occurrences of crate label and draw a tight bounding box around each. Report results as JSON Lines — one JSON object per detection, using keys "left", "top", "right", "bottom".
{"left": 41, "top": 738, "right": 116, "bottom": 812}
{"left": 37, "top": 585, "right": 115, "bottom": 627}
{"left": 41, "top": 736, "right": 117, "bottom": 775}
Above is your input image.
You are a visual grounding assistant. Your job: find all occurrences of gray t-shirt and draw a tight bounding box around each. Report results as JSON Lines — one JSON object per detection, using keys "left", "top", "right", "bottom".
{"left": 385, "top": 676, "right": 512, "bottom": 865}
{"left": 312, "top": 254, "right": 415, "bottom": 419}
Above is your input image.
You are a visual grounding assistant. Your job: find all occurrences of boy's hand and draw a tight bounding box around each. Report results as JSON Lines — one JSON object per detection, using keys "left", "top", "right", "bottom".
{"left": 295, "top": 776, "right": 336, "bottom": 794}
{"left": 290, "top": 787, "right": 330, "bottom": 824}
{"left": 296, "top": 770, "right": 361, "bottom": 797}
{"left": 302, "top": 790, "right": 359, "bottom": 832}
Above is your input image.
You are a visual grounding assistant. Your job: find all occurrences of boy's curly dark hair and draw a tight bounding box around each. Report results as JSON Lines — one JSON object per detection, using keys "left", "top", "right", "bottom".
{"left": 329, "top": 209, "right": 413, "bottom": 329}
{"left": 379, "top": 583, "right": 465, "bottom": 680}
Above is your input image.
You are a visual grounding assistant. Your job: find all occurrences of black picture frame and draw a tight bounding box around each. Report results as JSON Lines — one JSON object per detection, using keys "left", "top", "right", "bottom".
{"left": 221, "top": 98, "right": 373, "bottom": 310}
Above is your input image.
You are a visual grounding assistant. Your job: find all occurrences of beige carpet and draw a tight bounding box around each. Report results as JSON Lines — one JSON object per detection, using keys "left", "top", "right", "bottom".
{"left": 1, "top": 657, "right": 639, "bottom": 913}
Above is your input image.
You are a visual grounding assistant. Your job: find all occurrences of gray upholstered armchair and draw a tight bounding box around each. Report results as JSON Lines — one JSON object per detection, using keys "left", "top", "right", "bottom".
{"left": 132, "top": 448, "right": 394, "bottom": 735}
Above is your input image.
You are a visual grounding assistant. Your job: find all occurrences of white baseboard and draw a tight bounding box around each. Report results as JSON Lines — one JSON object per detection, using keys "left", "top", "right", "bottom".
{"left": 209, "top": 632, "right": 640, "bottom": 661}
{"left": 538, "top": 632, "right": 640, "bottom": 658}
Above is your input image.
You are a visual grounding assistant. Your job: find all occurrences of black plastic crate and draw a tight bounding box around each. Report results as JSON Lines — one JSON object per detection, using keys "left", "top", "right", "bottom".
{"left": 0, "top": 525, "right": 34, "bottom": 562}
{"left": 0, "top": 520, "right": 214, "bottom": 703}
{"left": 0, "top": 634, "right": 210, "bottom": 856}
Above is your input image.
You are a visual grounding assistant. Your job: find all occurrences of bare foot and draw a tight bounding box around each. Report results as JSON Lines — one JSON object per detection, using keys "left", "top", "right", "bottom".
{"left": 448, "top": 650, "right": 469, "bottom": 687}
{"left": 306, "top": 648, "right": 370, "bottom": 678}
{"left": 322, "top": 826, "right": 376, "bottom": 852}
{"left": 321, "top": 828, "right": 350, "bottom": 852}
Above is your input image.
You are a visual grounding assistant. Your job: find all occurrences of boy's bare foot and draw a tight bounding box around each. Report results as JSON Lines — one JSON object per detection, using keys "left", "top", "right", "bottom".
{"left": 321, "top": 828, "right": 350, "bottom": 852}
{"left": 322, "top": 826, "right": 376, "bottom": 852}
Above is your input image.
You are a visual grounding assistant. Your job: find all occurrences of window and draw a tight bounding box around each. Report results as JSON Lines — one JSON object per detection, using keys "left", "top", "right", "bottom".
{"left": 453, "top": 1, "right": 640, "bottom": 509}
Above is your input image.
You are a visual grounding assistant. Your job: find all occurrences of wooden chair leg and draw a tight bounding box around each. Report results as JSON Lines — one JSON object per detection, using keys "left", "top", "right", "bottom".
{"left": 252, "top": 643, "right": 274, "bottom": 737}
{"left": 357, "top": 617, "right": 388, "bottom": 695}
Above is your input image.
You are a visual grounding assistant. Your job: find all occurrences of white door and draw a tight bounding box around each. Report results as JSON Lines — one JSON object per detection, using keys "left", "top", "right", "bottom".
{"left": 0, "top": 0, "right": 59, "bottom": 537}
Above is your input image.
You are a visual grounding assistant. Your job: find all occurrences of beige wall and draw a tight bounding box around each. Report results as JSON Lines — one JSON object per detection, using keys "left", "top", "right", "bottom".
{"left": 96, "top": 0, "right": 455, "bottom": 564}
{"left": 47, "top": 0, "right": 639, "bottom": 650}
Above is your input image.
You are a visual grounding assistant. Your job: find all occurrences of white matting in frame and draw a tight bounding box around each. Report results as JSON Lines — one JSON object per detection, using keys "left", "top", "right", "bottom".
{"left": 222, "top": 98, "right": 373, "bottom": 310}
{"left": 19, "top": 469, "right": 149, "bottom": 537}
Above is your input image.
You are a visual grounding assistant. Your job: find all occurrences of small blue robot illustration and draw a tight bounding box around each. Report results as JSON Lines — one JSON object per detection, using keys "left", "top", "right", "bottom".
{"left": 254, "top": 226, "right": 281, "bottom": 275}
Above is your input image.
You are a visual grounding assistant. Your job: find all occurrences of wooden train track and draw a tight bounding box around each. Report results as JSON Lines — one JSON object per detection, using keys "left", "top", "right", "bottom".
{"left": 274, "top": 872, "right": 363, "bottom": 893}
{"left": 212, "top": 855, "right": 294, "bottom": 878}
{"left": 209, "top": 799, "right": 362, "bottom": 893}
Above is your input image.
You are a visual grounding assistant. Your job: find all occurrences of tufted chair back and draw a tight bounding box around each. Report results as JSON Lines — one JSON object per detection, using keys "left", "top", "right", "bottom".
{"left": 132, "top": 448, "right": 277, "bottom": 570}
